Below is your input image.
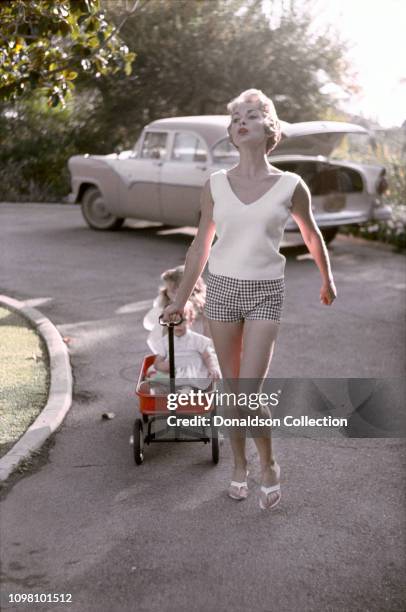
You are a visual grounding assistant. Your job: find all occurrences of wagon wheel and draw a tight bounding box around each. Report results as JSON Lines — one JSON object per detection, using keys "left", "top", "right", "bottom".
{"left": 81, "top": 186, "right": 124, "bottom": 231}
{"left": 211, "top": 418, "right": 219, "bottom": 464}
{"left": 211, "top": 436, "right": 219, "bottom": 464}
{"left": 133, "top": 418, "right": 144, "bottom": 465}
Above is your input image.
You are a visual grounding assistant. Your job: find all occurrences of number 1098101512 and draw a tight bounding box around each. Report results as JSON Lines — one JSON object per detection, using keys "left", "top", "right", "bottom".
{"left": 8, "top": 593, "right": 73, "bottom": 604}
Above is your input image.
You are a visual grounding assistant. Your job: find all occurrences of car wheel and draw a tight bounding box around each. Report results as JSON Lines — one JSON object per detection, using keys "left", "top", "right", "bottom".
{"left": 81, "top": 186, "right": 124, "bottom": 231}
{"left": 321, "top": 227, "right": 338, "bottom": 244}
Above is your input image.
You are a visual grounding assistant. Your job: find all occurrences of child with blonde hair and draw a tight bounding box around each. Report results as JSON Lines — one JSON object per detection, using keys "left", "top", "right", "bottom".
{"left": 143, "top": 265, "right": 211, "bottom": 353}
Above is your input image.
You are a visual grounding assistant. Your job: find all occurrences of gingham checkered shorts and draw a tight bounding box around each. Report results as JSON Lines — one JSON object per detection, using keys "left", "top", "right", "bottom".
{"left": 204, "top": 272, "right": 285, "bottom": 323}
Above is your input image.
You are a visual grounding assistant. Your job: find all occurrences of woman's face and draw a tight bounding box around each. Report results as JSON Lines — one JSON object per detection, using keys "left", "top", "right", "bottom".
{"left": 229, "top": 101, "right": 268, "bottom": 151}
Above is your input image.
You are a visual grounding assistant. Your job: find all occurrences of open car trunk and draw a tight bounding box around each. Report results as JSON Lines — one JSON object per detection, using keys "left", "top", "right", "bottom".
{"left": 278, "top": 121, "right": 369, "bottom": 157}
{"left": 267, "top": 122, "right": 387, "bottom": 229}
{"left": 272, "top": 157, "right": 377, "bottom": 228}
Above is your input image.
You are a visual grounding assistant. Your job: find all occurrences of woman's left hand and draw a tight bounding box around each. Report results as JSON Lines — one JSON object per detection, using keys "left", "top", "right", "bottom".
{"left": 320, "top": 280, "right": 337, "bottom": 306}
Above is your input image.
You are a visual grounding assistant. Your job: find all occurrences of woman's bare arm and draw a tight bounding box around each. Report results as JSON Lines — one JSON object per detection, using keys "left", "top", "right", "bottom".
{"left": 163, "top": 179, "right": 217, "bottom": 319}
{"left": 290, "top": 179, "right": 337, "bottom": 305}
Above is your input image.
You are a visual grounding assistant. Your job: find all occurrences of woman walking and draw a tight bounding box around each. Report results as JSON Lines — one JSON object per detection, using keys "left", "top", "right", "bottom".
{"left": 162, "top": 89, "right": 336, "bottom": 509}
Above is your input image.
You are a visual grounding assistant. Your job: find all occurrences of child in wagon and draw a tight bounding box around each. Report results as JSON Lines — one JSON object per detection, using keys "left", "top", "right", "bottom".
{"left": 143, "top": 265, "right": 211, "bottom": 354}
{"left": 145, "top": 300, "right": 221, "bottom": 392}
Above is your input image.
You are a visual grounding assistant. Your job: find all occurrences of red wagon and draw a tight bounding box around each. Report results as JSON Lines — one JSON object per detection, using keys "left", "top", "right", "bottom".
{"left": 132, "top": 314, "right": 220, "bottom": 465}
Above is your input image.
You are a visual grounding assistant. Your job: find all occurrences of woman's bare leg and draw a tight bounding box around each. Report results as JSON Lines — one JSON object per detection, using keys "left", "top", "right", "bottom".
{"left": 207, "top": 319, "right": 247, "bottom": 481}
{"left": 239, "top": 319, "right": 281, "bottom": 503}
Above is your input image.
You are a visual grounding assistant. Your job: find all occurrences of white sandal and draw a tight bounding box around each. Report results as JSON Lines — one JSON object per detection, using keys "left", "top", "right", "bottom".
{"left": 259, "top": 483, "right": 281, "bottom": 510}
{"left": 228, "top": 471, "right": 249, "bottom": 500}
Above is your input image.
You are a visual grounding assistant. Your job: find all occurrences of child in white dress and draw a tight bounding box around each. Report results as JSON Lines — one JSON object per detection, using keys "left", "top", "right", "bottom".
{"left": 143, "top": 265, "right": 211, "bottom": 354}
{"left": 145, "top": 301, "right": 221, "bottom": 391}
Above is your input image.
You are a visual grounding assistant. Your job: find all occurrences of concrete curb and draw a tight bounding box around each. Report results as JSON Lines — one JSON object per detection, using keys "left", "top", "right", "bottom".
{"left": 0, "top": 296, "right": 72, "bottom": 481}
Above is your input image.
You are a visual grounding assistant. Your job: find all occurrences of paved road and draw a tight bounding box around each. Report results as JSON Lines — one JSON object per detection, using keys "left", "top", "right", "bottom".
{"left": 1, "top": 203, "right": 405, "bottom": 611}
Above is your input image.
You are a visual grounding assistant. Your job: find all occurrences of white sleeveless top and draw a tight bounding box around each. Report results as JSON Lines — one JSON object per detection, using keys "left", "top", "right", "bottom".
{"left": 208, "top": 169, "right": 301, "bottom": 280}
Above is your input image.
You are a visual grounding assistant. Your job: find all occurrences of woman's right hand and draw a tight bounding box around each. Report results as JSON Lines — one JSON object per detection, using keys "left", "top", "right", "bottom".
{"left": 161, "top": 302, "right": 184, "bottom": 323}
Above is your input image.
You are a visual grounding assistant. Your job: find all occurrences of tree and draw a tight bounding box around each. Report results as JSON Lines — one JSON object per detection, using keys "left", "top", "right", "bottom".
{"left": 83, "top": 0, "right": 357, "bottom": 148}
{"left": 0, "top": 0, "right": 137, "bottom": 106}
{"left": 1, "top": 0, "right": 363, "bottom": 202}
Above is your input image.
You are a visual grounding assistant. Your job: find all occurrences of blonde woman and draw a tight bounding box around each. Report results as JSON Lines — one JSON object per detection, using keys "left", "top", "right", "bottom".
{"left": 162, "top": 89, "right": 336, "bottom": 509}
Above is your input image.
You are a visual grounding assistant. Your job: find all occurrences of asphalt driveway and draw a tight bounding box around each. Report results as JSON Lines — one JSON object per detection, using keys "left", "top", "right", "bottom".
{"left": 0, "top": 203, "right": 405, "bottom": 612}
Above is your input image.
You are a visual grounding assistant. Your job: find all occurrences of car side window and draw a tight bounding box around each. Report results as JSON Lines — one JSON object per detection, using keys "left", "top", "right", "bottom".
{"left": 171, "top": 132, "right": 207, "bottom": 162}
{"left": 211, "top": 138, "right": 239, "bottom": 164}
{"left": 141, "top": 132, "right": 168, "bottom": 160}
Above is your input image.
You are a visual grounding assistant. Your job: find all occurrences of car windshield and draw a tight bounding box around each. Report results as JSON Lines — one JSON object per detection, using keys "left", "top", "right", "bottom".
{"left": 132, "top": 134, "right": 142, "bottom": 157}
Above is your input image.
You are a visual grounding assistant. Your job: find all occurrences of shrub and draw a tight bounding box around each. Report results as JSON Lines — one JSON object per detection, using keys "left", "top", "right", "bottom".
{"left": 341, "top": 142, "right": 406, "bottom": 252}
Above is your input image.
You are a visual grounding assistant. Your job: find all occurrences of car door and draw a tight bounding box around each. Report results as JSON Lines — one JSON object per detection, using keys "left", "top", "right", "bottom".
{"left": 116, "top": 130, "right": 168, "bottom": 220}
{"left": 160, "top": 131, "right": 210, "bottom": 226}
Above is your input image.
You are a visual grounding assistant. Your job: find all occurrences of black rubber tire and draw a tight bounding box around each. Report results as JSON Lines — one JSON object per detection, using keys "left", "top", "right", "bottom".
{"left": 81, "top": 186, "right": 124, "bottom": 231}
{"left": 321, "top": 227, "right": 339, "bottom": 245}
{"left": 133, "top": 418, "right": 144, "bottom": 465}
{"left": 211, "top": 423, "right": 220, "bottom": 464}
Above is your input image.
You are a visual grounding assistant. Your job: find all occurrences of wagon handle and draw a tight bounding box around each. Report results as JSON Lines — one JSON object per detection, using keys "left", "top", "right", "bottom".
{"left": 158, "top": 313, "right": 183, "bottom": 327}
{"left": 158, "top": 313, "right": 183, "bottom": 394}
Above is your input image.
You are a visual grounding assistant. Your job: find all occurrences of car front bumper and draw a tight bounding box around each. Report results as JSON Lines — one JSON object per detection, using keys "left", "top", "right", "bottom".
{"left": 66, "top": 192, "right": 76, "bottom": 203}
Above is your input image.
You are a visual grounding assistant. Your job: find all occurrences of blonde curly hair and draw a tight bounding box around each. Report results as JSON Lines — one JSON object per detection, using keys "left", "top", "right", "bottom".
{"left": 157, "top": 265, "right": 206, "bottom": 314}
{"left": 182, "top": 300, "right": 197, "bottom": 324}
{"left": 226, "top": 88, "right": 282, "bottom": 155}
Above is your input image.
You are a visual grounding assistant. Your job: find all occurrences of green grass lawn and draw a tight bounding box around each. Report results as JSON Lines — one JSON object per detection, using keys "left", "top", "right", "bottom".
{"left": 0, "top": 306, "right": 49, "bottom": 459}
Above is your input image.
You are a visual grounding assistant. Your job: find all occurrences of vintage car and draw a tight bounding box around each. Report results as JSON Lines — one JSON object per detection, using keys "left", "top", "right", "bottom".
{"left": 68, "top": 115, "right": 391, "bottom": 243}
